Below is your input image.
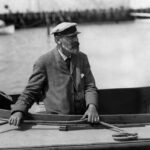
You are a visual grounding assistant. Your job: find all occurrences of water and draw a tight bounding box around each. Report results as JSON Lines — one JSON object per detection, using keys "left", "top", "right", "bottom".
{"left": 1, "top": 20, "right": 150, "bottom": 94}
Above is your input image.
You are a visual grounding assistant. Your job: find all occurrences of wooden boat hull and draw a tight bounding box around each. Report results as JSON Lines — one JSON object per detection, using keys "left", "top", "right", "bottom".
{"left": 1, "top": 86, "right": 150, "bottom": 149}
{"left": 5, "top": 86, "right": 150, "bottom": 115}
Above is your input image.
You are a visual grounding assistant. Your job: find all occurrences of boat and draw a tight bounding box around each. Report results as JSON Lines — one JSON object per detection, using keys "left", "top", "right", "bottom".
{"left": 0, "top": 24, "right": 15, "bottom": 35}
{"left": 130, "top": 12, "right": 150, "bottom": 18}
{"left": 1, "top": 86, "right": 150, "bottom": 149}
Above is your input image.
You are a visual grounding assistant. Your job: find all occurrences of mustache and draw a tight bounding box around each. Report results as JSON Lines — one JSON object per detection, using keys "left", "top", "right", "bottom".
{"left": 71, "top": 42, "right": 79, "bottom": 48}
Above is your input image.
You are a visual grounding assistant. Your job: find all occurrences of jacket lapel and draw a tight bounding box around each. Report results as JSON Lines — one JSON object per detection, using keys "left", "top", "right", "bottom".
{"left": 70, "top": 55, "right": 78, "bottom": 91}
{"left": 54, "top": 48, "right": 78, "bottom": 91}
{"left": 54, "top": 48, "right": 68, "bottom": 74}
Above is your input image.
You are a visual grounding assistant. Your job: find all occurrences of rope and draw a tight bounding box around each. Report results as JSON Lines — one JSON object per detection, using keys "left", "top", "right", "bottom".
{"left": 0, "top": 117, "right": 87, "bottom": 124}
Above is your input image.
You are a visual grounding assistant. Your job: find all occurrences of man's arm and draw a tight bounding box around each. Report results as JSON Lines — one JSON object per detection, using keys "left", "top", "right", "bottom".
{"left": 9, "top": 60, "right": 47, "bottom": 126}
{"left": 82, "top": 55, "right": 99, "bottom": 123}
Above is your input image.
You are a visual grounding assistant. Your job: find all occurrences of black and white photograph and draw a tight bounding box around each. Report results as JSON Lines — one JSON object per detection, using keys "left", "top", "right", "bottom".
{"left": 1, "top": 0, "right": 150, "bottom": 149}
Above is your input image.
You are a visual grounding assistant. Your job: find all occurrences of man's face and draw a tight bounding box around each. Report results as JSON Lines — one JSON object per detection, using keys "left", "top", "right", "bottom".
{"left": 60, "top": 34, "right": 80, "bottom": 55}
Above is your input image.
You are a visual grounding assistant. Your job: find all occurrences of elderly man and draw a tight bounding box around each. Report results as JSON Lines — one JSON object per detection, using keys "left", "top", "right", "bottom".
{"left": 9, "top": 22, "right": 99, "bottom": 126}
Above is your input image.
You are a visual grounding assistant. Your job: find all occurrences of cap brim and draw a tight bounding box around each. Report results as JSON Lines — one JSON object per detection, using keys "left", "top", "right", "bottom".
{"left": 62, "top": 31, "right": 81, "bottom": 37}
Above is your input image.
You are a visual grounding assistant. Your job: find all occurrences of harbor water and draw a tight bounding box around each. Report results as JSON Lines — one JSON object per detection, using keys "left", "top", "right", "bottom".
{"left": 1, "top": 20, "right": 150, "bottom": 94}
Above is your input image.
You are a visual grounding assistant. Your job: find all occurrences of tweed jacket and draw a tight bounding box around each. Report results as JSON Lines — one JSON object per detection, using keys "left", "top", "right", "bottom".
{"left": 11, "top": 47, "right": 98, "bottom": 115}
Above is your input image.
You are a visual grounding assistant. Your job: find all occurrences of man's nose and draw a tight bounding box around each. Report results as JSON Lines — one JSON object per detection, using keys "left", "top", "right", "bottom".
{"left": 73, "top": 36, "right": 79, "bottom": 42}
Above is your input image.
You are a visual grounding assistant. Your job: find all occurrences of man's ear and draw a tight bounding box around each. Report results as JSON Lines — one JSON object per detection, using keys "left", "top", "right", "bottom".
{"left": 55, "top": 36, "right": 61, "bottom": 44}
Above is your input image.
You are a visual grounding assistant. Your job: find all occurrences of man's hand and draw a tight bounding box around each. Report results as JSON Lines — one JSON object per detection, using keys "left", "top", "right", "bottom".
{"left": 81, "top": 104, "right": 99, "bottom": 123}
{"left": 8, "top": 112, "right": 23, "bottom": 126}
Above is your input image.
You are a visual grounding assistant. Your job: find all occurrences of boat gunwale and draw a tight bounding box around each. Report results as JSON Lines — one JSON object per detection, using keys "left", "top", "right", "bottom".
{"left": 1, "top": 109, "right": 150, "bottom": 124}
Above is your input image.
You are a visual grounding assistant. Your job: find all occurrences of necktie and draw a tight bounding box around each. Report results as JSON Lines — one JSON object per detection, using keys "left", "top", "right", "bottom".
{"left": 66, "top": 57, "right": 71, "bottom": 70}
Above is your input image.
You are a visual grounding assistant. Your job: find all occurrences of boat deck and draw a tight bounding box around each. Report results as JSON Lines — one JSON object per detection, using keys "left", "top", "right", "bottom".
{"left": 1, "top": 110, "right": 150, "bottom": 149}
{"left": 1, "top": 123, "right": 150, "bottom": 149}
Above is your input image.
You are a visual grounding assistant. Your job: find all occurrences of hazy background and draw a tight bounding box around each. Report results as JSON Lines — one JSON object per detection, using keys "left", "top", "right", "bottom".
{"left": 0, "top": 0, "right": 150, "bottom": 94}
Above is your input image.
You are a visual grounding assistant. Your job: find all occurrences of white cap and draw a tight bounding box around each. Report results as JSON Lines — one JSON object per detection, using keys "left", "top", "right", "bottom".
{"left": 51, "top": 22, "right": 80, "bottom": 36}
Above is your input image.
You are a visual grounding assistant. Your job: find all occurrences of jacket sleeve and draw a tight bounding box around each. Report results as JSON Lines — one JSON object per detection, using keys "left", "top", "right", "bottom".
{"left": 83, "top": 55, "right": 98, "bottom": 109}
{"left": 11, "top": 59, "right": 47, "bottom": 114}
